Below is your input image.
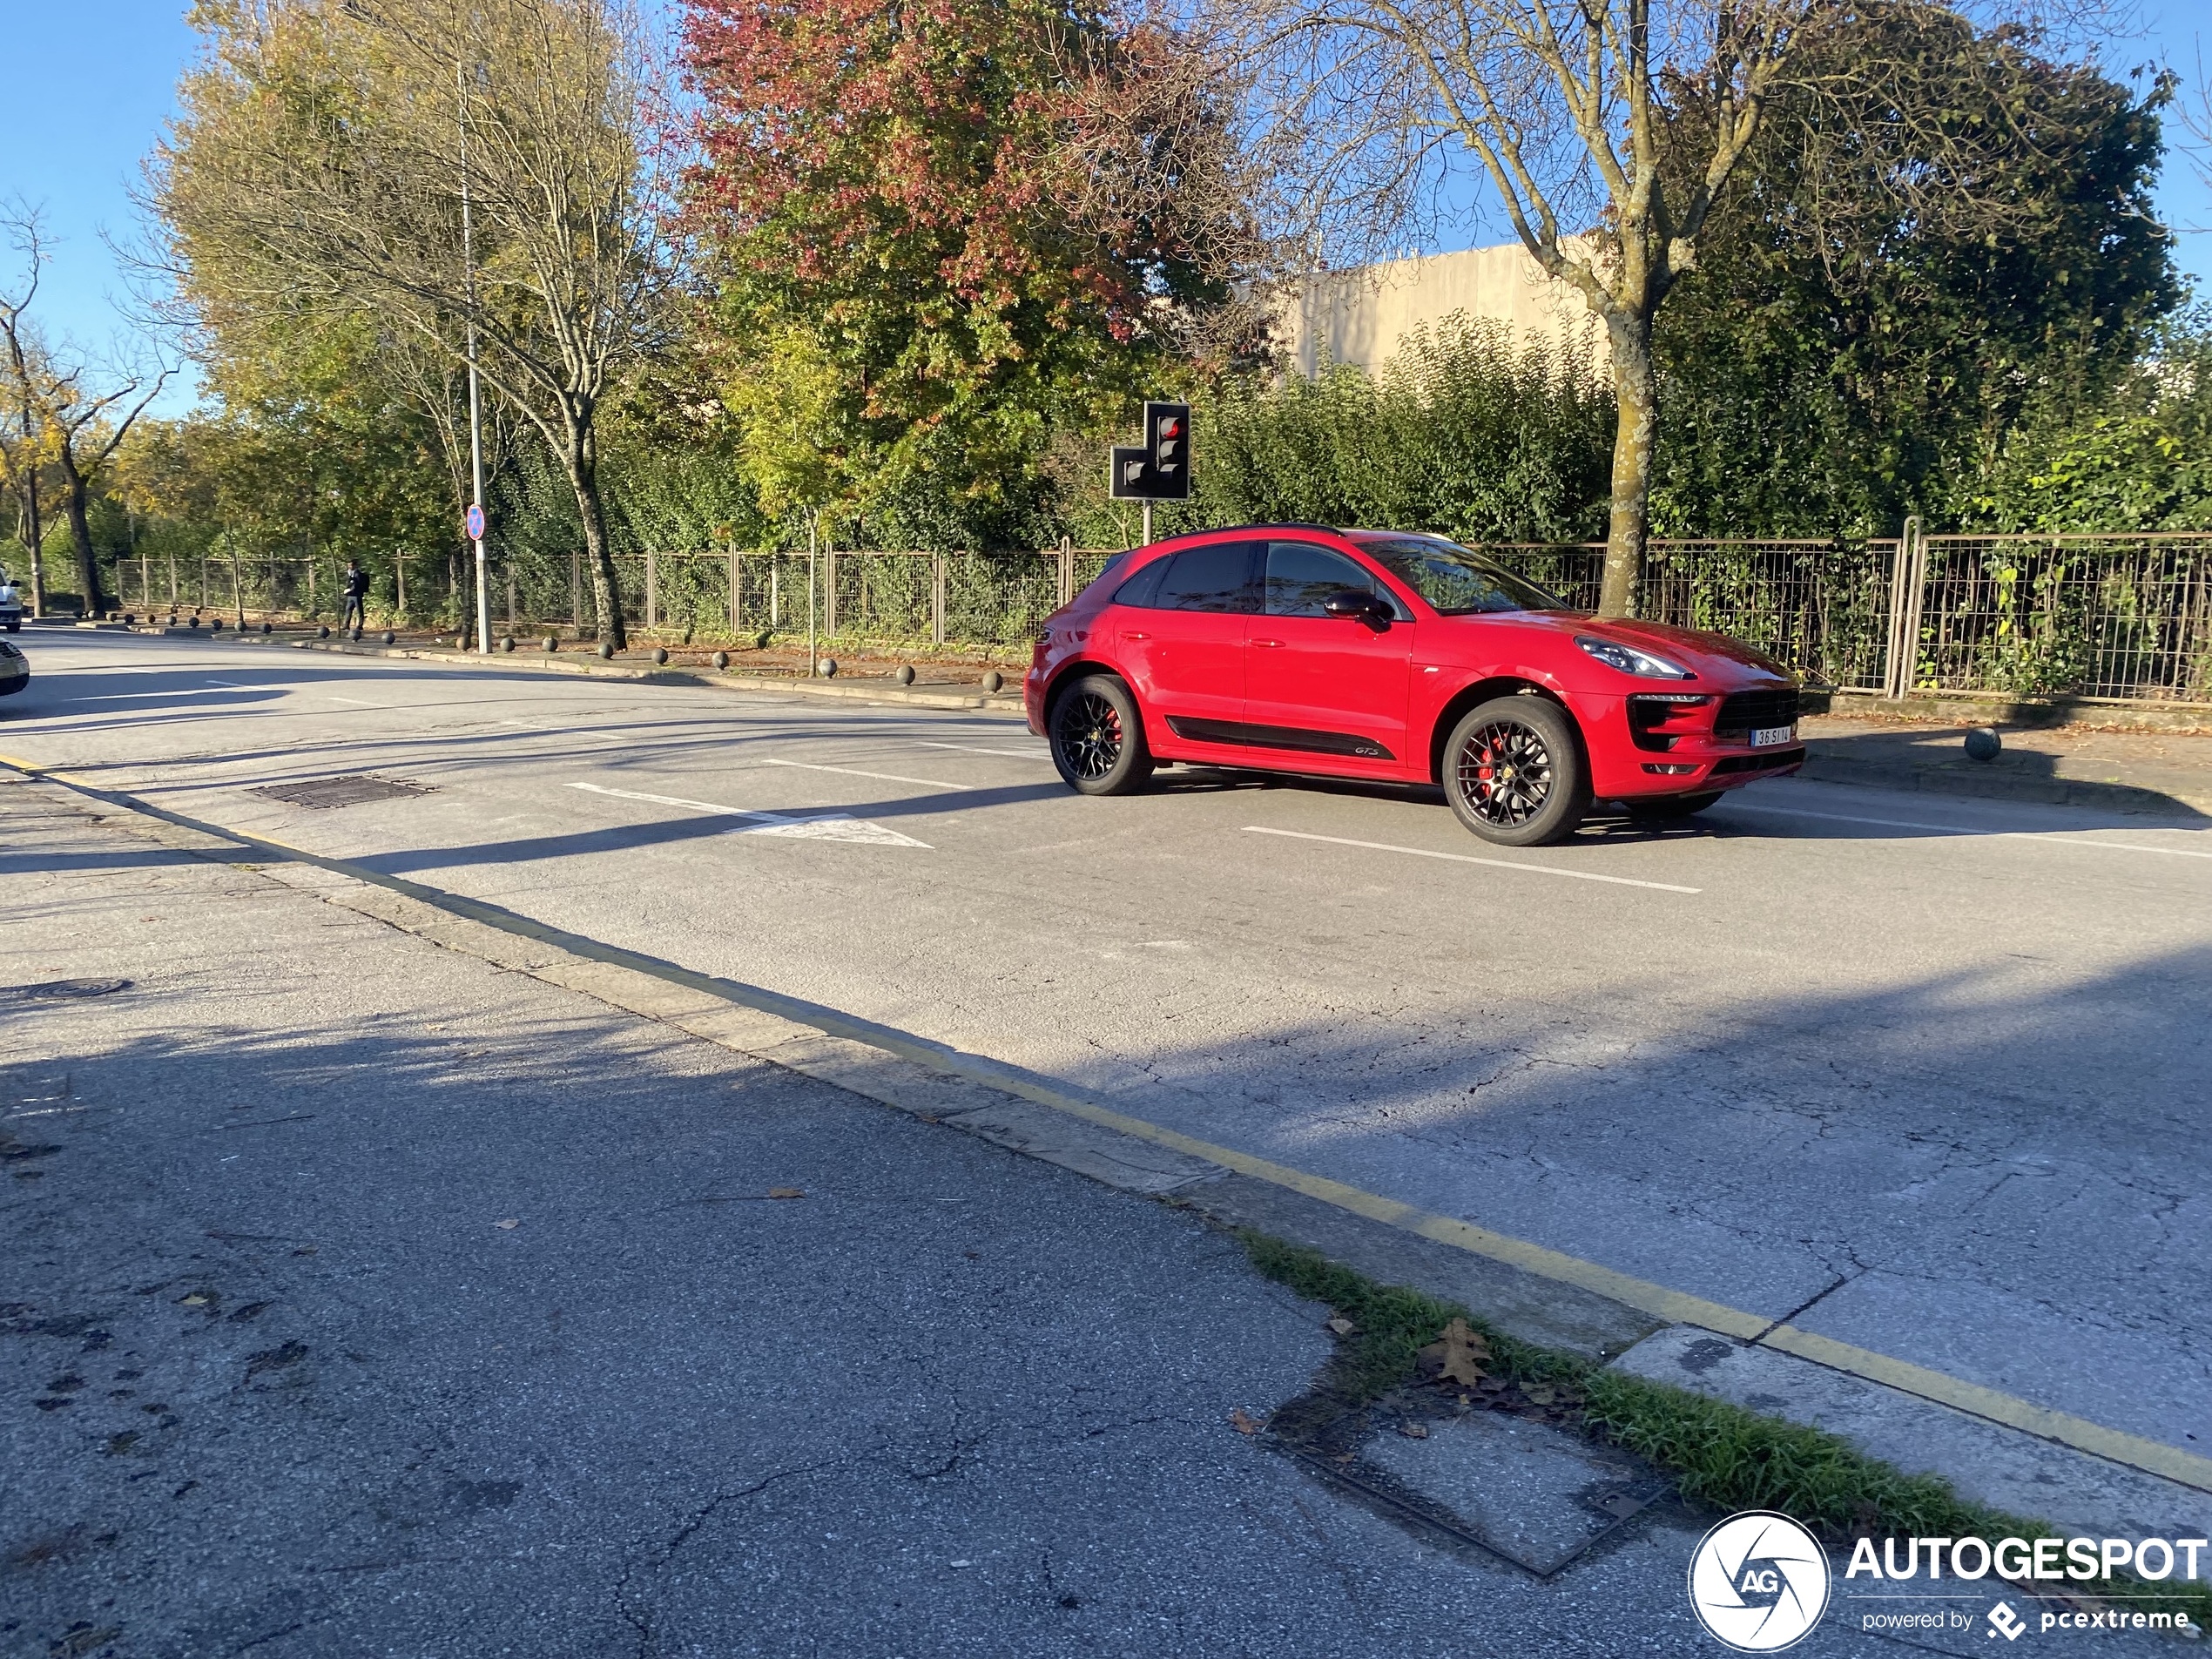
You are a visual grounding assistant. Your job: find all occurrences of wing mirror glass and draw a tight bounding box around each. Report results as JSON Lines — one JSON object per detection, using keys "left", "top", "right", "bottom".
{"left": 1322, "top": 589, "right": 1392, "bottom": 628}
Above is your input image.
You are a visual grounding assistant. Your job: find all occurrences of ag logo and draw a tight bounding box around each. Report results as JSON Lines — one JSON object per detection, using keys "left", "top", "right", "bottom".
{"left": 1688, "top": 1511, "right": 1831, "bottom": 1651}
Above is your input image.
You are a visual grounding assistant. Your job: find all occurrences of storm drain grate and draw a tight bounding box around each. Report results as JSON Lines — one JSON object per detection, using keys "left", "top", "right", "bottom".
{"left": 250, "top": 775, "right": 435, "bottom": 810}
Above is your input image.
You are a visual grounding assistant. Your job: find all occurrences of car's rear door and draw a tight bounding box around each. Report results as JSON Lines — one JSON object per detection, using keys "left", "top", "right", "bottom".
{"left": 1240, "top": 540, "right": 1413, "bottom": 773}
{"left": 1111, "top": 539, "right": 1260, "bottom": 752}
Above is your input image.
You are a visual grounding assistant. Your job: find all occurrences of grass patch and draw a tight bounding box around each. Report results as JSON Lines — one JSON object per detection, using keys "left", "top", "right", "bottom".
{"left": 1238, "top": 1228, "right": 2212, "bottom": 1629}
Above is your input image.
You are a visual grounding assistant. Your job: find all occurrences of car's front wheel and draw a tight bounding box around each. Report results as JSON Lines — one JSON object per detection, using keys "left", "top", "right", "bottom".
{"left": 1443, "top": 696, "right": 1590, "bottom": 846}
{"left": 1049, "top": 674, "right": 1155, "bottom": 797}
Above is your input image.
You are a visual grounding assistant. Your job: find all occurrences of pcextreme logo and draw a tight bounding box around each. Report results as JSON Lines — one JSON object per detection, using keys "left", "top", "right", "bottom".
{"left": 1688, "top": 1511, "right": 1832, "bottom": 1651}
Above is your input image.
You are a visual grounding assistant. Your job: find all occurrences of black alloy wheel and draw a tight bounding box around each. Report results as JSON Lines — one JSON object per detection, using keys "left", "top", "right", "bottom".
{"left": 1049, "top": 674, "right": 1154, "bottom": 797}
{"left": 1444, "top": 695, "right": 1590, "bottom": 846}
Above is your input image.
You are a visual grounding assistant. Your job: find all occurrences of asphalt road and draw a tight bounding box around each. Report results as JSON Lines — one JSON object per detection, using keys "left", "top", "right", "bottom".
{"left": 3, "top": 754, "right": 1936, "bottom": 1659}
{"left": 6, "top": 629, "right": 2209, "bottom": 1467}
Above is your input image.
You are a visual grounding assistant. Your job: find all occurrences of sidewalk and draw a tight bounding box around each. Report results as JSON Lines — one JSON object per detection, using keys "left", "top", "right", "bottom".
{"left": 0, "top": 773, "right": 1750, "bottom": 1659}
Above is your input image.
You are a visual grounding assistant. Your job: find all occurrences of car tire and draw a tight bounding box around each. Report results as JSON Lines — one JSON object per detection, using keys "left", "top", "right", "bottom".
{"left": 0, "top": 676, "right": 25, "bottom": 697}
{"left": 1049, "top": 674, "right": 1155, "bottom": 797}
{"left": 1443, "top": 695, "right": 1591, "bottom": 846}
{"left": 1628, "top": 791, "right": 1723, "bottom": 822}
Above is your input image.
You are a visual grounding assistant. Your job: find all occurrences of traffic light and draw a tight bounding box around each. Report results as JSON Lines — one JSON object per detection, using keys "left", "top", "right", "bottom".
{"left": 1108, "top": 401, "right": 1192, "bottom": 502}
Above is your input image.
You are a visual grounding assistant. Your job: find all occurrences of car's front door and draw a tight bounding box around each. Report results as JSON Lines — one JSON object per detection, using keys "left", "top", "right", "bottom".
{"left": 1240, "top": 541, "right": 1413, "bottom": 772}
{"left": 1112, "top": 539, "right": 1262, "bottom": 753}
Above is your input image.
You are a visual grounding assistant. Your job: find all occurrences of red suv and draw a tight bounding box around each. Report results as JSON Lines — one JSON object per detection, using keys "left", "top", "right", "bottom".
{"left": 1025, "top": 527, "right": 1804, "bottom": 846}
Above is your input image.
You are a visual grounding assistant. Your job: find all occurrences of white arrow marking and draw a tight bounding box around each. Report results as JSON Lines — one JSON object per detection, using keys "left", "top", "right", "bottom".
{"left": 567, "top": 780, "right": 929, "bottom": 847}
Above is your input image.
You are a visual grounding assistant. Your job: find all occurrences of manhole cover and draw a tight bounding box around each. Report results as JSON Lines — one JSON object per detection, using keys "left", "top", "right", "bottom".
{"left": 250, "top": 776, "right": 434, "bottom": 809}
{"left": 1, "top": 978, "right": 133, "bottom": 1000}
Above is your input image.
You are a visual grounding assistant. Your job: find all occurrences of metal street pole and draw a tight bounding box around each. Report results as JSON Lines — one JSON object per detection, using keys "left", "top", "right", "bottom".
{"left": 459, "top": 61, "right": 490, "bottom": 655}
{"left": 1142, "top": 501, "right": 1152, "bottom": 546}
{"left": 807, "top": 515, "right": 818, "bottom": 676}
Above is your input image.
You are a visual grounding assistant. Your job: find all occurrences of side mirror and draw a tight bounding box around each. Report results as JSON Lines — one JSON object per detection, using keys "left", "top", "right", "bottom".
{"left": 1322, "top": 589, "right": 1391, "bottom": 628}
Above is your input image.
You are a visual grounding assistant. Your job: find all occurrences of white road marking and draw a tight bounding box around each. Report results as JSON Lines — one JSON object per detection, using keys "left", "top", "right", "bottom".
{"left": 327, "top": 695, "right": 381, "bottom": 707}
{"left": 763, "top": 757, "right": 968, "bottom": 789}
{"left": 206, "top": 679, "right": 253, "bottom": 688}
{"left": 917, "top": 741, "right": 1050, "bottom": 760}
{"left": 566, "top": 781, "right": 928, "bottom": 847}
{"left": 1720, "top": 800, "right": 2212, "bottom": 860}
{"left": 1243, "top": 826, "right": 1703, "bottom": 893}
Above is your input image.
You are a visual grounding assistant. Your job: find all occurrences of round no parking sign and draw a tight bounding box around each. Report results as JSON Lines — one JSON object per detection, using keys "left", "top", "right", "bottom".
{"left": 465, "top": 503, "right": 485, "bottom": 541}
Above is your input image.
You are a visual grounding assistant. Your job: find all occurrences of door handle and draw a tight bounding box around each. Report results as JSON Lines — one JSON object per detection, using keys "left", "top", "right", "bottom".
{"left": 1251, "top": 638, "right": 1284, "bottom": 648}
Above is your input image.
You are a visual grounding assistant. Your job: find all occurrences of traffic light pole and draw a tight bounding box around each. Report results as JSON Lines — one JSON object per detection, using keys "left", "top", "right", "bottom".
{"left": 1142, "top": 502, "right": 1152, "bottom": 546}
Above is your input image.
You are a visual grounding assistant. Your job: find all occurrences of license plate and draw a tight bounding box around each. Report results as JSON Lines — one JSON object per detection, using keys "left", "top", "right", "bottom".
{"left": 1750, "top": 725, "right": 1796, "bottom": 747}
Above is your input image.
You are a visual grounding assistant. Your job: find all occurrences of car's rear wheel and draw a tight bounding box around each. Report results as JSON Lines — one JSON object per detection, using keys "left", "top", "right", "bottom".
{"left": 1444, "top": 696, "right": 1590, "bottom": 846}
{"left": 1628, "top": 791, "right": 1723, "bottom": 822}
{"left": 1049, "top": 674, "right": 1154, "bottom": 797}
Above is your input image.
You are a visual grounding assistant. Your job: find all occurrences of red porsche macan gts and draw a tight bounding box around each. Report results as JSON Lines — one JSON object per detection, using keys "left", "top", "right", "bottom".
{"left": 1024, "top": 526, "right": 1806, "bottom": 846}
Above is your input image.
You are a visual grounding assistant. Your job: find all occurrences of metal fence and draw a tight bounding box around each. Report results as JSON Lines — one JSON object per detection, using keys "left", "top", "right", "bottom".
{"left": 1906, "top": 534, "right": 2212, "bottom": 702}
{"left": 107, "top": 529, "right": 2212, "bottom": 706}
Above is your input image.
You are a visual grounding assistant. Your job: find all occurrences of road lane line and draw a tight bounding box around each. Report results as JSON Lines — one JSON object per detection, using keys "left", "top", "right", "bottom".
{"left": 1244, "top": 825, "right": 1702, "bottom": 894}
{"left": 917, "top": 742, "right": 1050, "bottom": 759}
{"left": 10, "top": 751, "right": 2210, "bottom": 1496}
{"left": 327, "top": 695, "right": 381, "bottom": 707}
{"left": 1721, "top": 799, "right": 2212, "bottom": 860}
{"left": 206, "top": 679, "right": 253, "bottom": 688}
{"left": 763, "top": 757, "right": 968, "bottom": 789}
{"left": 565, "top": 780, "right": 928, "bottom": 847}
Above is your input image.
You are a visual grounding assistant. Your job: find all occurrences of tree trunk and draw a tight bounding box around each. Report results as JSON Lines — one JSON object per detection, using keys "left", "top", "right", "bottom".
{"left": 22, "top": 468, "right": 44, "bottom": 617}
{"left": 56, "top": 447, "right": 107, "bottom": 615}
{"left": 1599, "top": 309, "right": 1658, "bottom": 620}
{"left": 559, "top": 412, "right": 624, "bottom": 650}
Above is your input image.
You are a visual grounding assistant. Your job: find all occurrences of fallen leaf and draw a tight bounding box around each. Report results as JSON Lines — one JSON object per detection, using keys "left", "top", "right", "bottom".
{"left": 1524, "top": 1384, "right": 1555, "bottom": 1406}
{"left": 1228, "top": 1407, "right": 1264, "bottom": 1435}
{"left": 767, "top": 1188, "right": 806, "bottom": 1200}
{"left": 179, "top": 1294, "right": 209, "bottom": 1307}
{"left": 1325, "top": 1317, "right": 1355, "bottom": 1337}
{"left": 493, "top": 1218, "right": 519, "bottom": 1231}
{"left": 1420, "top": 1318, "right": 1491, "bottom": 1387}
{"left": 1399, "top": 1421, "right": 1429, "bottom": 1439}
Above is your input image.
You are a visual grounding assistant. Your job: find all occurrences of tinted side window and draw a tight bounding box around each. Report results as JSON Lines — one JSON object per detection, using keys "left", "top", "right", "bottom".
{"left": 1111, "top": 554, "right": 1169, "bottom": 609}
{"left": 1265, "top": 542, "right": 1378, "bottom": 617}
{"left": 1154, "top": 542, "right": 1261, "bottom": 613}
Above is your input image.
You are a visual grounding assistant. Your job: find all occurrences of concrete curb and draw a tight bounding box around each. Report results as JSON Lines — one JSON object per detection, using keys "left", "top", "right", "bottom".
{"left": 17, "top": 759, "right": 2212, "bottom": 1548}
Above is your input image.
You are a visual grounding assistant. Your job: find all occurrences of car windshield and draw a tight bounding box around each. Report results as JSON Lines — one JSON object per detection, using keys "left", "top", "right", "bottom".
{"left": 1357, "top": 538, "right": 1569, "bottom": 615}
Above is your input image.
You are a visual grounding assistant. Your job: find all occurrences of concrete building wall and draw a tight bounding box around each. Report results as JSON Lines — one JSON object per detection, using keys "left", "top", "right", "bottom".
{"left": 1278, "top": 243, "right": 1610, "bottom": 384}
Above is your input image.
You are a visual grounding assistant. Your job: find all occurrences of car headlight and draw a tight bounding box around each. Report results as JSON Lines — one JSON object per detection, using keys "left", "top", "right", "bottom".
{"left": 1575, "top": 634, "right": 1695, "bottom": 680}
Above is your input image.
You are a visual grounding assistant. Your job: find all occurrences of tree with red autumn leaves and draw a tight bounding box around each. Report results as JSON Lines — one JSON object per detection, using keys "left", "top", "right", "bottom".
{"left": 682, "top": 0, "right": 1256, "bottom": 544}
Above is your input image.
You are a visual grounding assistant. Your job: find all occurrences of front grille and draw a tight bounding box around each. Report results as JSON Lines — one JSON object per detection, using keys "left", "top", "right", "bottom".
{"left": 1713, "top": 686, "right": 1799, "bottom": 739}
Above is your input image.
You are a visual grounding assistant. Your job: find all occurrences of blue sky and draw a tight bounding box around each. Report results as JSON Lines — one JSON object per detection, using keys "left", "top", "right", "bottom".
{"left": 3, "top": 0, "right": 2208, "bottom": 418}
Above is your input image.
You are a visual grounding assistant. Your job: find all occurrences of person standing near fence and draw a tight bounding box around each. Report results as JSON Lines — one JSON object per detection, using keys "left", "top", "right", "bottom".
{"left": 341, "top": 560, "right": 369, "bottom": 633}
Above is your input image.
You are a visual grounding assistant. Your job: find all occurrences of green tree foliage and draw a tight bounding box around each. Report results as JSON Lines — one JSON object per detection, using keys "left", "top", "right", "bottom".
{"left": 1966, "top": 310, "right": 2212, "bottom": 532}
{"left": 684, "top": 0, "right": 1244, "bottom": 549}
{"left": 1184, "top": 318, "right": 1614, "bottom": 544}
{"left": 1650, "top": 4, "right": 2181, "bottom": 539}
